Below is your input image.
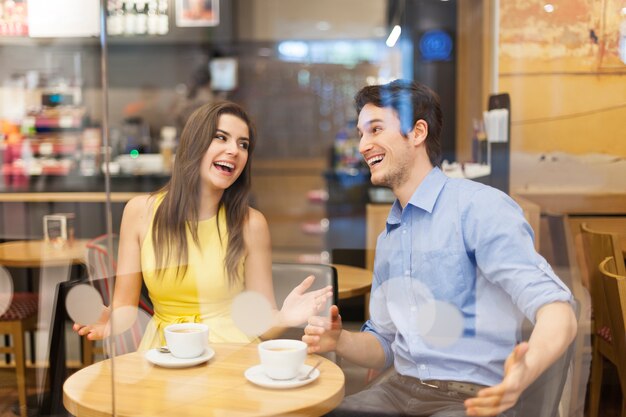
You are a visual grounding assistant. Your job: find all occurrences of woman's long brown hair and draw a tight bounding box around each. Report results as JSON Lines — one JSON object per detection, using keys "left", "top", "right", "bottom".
{"left": 151, "top": 101, "right": 256, "bottom": 286}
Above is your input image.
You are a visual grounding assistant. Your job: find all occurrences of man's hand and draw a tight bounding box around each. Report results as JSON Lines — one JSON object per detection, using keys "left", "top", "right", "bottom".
{"left": 464, "top": 342, "right": 530, "bottom": 416}
{"left": 302, "top": 304, "right": 342, "bottom": 354}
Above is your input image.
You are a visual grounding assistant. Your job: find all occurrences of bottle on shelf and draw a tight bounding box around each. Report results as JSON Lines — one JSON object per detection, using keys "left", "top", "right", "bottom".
{"left": 147, "top": 0, "right": 159, "bottom": 35}
{"left": 135, "top": 0, "right": 148, "bottom": 35}
{"left": 159, "top": 126, "right": 176, "bottom": 173}
{"left": 157, "top": 0, "right": 169, "bottom": 35}
{"left": 107, "top": 0, "right": 123, "bottom": 36}
{"left": 124, "top": 0, "right": 137, "bottom": 36}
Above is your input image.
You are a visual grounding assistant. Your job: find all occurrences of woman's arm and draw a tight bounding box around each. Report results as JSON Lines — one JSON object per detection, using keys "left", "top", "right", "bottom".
{"left": 73, "top": 195, "right": 150, "bottom": 340}
{"left": 242, "top": 209, "right": 283, "bottom": 339}
{"left": 242, "top": 209, "right": 332, "bottom": 339}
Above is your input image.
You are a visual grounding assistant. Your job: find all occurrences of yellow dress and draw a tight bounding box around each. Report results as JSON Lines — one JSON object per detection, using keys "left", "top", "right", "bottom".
{"left": 138, "top": 195, "right": 256, "bottom": 350}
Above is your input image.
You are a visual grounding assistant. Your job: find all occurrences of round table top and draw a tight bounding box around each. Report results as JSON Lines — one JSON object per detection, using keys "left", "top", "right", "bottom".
{"left": 63, "top": 343, "right": 345, "bottom": 417}
{"left": 333, "top": 264, "right": 372, "bottom": 299}
{"left": 0, "top": 239, "right": 88, "bottom": 267}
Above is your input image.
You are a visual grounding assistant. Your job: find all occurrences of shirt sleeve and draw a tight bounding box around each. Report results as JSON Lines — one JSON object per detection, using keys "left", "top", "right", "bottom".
{"left": 360, "top": 251, "right": 396, "bottom": 369}
{"left": 461, "top": 187, "right": 574, "bottom": 323}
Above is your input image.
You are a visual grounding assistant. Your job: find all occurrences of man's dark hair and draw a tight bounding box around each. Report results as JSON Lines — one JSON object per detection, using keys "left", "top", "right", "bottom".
{"left": 355, "top": 79, "right": 443, "bottom": 167}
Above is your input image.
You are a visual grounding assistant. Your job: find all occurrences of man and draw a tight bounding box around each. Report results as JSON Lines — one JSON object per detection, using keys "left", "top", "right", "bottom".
{"left": 303, "top": 80, "right": 577, "bottom": 417}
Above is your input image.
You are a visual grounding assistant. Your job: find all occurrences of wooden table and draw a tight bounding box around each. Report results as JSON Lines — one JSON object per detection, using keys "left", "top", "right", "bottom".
{"left": 63, "top": 343, "right": 345, "bottom": 417}
{"left": 333, "top": 264, "right": 372, "bottom": 300}
{"left": 0, "top": 239, "right": 88, "bottom": 267}
{"left": 0, "top": 239, "right": 89, "bottom": 391}
{"left": 332, "top": 264, "right": 372, "bottom": 320}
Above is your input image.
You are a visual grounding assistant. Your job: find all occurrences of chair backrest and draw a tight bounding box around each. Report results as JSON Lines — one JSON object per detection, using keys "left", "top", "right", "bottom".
{"left": 40, "top": 278, "right": 97, "bottom": 415}
{"left": 598, "top": 257, "right": 626, "bottom": 389}
{"left": 85, "top": 234, "right": 153, "bottom": 315}
{"left": 516, "top": 317, "right": 577, "bottom": 417}
{"left": 533, "top": 214, "right": 588, "bottom": 417}
{"left": 85, "top": 234, "right": 119, "bottom": 281}
{"left": 271, "top": 262, "right": 338, "bottom": 326}
{"left": 83, "top": 234, "right": 154, "bottom": 361}
{"left": 271, "top": 263, "right": 338, "bottom": 363}
{"left": 579, "top": 223, "right": 625, "bottom": 337}
{"left": 41, "top": 275, "right": 152, "bottom": 415}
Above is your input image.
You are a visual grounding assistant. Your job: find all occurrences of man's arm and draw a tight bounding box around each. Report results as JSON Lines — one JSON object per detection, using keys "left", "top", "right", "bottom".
{"left": 465, "top": 301, "right": 577, "bottom": 416}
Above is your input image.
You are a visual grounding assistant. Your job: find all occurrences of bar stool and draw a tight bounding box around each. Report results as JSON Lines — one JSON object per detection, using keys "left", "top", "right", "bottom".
{"left": 0, "top": 292, "right": 38, "bottom": 417}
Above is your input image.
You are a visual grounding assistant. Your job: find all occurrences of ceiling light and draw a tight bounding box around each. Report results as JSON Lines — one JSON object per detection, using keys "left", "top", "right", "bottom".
{"left": 373, "top": 26, "right": 386, "bottom": 37}
{"left": 316, "top": 21, "right": 331, "bottom": 31}
{"left": 386, "top": 25, "right": 401, "bottom": 48}
{"left": 543, "top": 4, "right": 555, "bottom": 13}
{"left": 278, "top": 41, "right": 309, "bottom": 59}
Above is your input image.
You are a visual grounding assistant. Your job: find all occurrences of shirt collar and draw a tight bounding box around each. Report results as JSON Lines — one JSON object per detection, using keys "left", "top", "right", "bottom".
{"left": 386, "top": 167, "right": 447, "bottom": 231}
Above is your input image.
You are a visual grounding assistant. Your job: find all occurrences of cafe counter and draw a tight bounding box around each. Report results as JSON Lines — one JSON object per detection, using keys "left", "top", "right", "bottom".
{"left": 0, "top": 174, "right": 171, "bottom": 241}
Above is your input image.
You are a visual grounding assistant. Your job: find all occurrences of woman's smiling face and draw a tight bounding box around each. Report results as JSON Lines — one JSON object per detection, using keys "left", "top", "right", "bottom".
{"left": 200, "top": 113, "right": 251, "bottom": 193}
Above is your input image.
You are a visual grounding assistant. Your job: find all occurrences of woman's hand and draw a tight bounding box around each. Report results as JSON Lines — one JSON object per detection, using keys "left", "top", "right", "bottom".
{"left": 72, "top": 306, "right": 111, "bottom": 341}
{"left": 278, "top": 275, "right": 333, "bottom": 328}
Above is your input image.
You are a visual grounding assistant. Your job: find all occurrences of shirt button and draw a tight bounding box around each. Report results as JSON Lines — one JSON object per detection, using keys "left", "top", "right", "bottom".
{"left": 402, "top": 229, "right": 407, "bottom": 234}
{"left": 419, "top": 364, "right": 426, "bottom": 370}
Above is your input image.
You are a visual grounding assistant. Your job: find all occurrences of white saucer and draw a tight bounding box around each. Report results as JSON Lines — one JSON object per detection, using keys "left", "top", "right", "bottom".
{"left": 244, "top": 364, "right": 320, "bottom": 389}
{"left": 145, "top": 347, "right": 215, "bottom": 368}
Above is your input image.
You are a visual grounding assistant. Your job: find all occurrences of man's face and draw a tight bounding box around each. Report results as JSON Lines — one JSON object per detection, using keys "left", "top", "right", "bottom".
{"left": 357, "top": 104, "right": 414, "bottom": 190}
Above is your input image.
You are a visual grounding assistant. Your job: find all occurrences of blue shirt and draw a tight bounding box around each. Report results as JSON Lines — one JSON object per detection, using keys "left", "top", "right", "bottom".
{"left": 362, "top": 167, "right": 573, "bottom": 386}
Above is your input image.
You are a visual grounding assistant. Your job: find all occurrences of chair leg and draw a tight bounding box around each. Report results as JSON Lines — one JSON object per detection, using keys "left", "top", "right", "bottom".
{"left": 4, "top": 334, "right": 10, "bottom": 364}
{"left": 28, "top": 330, "right": 36, "bottom": 365}
{"left": 82, "top": 337, "right": 94, "bottom": 366}
{"left": 12, "top": 321, "right": 28, "bottom": 417}
{"left": 589, "top": 346, "right": 603, "bottom": 417}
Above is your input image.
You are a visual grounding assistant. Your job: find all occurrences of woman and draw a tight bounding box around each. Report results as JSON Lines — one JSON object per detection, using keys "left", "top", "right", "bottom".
{"left": 74, "top": 101, "right": 332, "bottom": 348}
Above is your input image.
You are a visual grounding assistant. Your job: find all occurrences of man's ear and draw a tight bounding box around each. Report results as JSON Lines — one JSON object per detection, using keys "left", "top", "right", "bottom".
{"left": 409, "top": 119, "right": 428, "bottom": 146}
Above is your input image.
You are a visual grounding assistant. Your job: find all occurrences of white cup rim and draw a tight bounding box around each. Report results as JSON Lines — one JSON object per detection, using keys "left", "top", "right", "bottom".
{"left": 258, "top": 339, "right": 307, "bottom": 351}
{"left": 164, "top": 323, "right": 209, "bottom": 333}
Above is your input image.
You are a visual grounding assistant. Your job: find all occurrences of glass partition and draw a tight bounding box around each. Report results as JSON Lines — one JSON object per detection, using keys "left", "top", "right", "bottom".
{"left": 1, "top": 0, "right": 624, "bottom": 416}
{"left": 1, "top": 1, "right": 111, "bottom": 417}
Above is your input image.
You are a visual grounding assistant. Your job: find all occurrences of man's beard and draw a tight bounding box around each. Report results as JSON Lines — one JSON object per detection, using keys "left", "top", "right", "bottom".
{"left": 372, "top": 154, "right": 412, "bottom": 191}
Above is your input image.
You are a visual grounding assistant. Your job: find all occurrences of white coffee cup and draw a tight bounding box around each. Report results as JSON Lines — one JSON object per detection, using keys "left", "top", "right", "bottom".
{"left": 164, "top": 323, "right": 209, "bottom": 359}
{"left": 258, "top": 339, "right": 307, "bottom": 380}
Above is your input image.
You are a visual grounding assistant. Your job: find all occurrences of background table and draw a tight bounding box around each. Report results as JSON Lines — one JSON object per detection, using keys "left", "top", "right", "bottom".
{"left": 0, "top": 239, "right": 88, "bottom": 392}
{"left": 333, "top": 264, "right": 372, "bottom": 300}
{"left": 64, "top": 343, "right": 345, "bottom": 417}
{"left": 0, "top": 239, "right": 88, "bottom": 268}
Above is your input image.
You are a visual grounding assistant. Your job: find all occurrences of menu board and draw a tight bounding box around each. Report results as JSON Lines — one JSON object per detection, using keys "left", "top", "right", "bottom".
{"left": 0, "top": 0, "right": 28, "bottom": 36}
{"left": 27, "top": 0, "right": 100, "bottom": 38}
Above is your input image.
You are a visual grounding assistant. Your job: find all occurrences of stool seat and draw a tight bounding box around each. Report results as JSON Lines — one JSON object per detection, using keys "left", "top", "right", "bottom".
{"left": 0, "top": 291, "right": 38, "bottom": 417}
{"left": 0, "top": 293, "right": 39, "bottom": 321}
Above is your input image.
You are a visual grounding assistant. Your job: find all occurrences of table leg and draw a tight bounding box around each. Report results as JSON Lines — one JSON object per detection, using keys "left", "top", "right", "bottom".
{"left": 35, "top": 263, "right": 72, "bottom": 406}
{"left": 26, "top": 268, "right": 36, "bottom": 364}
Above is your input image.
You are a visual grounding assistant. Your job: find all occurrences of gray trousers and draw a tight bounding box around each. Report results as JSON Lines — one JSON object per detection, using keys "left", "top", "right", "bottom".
{"left": 327, "top": 373, "right": 519, "bottom": 417}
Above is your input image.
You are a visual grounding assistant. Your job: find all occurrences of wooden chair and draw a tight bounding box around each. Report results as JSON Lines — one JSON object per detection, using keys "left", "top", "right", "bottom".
{"left": 0, "top": 267, "right": 38, "bottom": 417}
{"left": 579, "top": 223, "right": 626, "bottom": 417}
{"left": 598, "top": 257, "right": 626, "bottom": 417}
{"left": 82, "top": 234, "right": 154, "bottom": 365}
